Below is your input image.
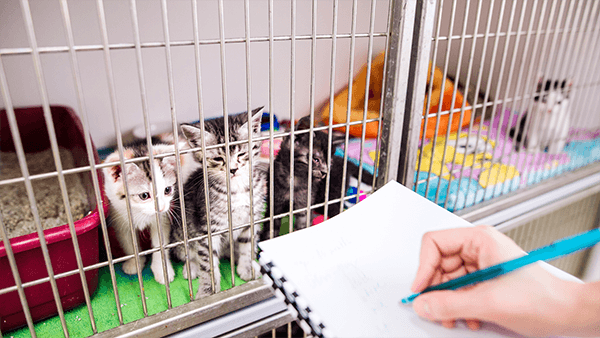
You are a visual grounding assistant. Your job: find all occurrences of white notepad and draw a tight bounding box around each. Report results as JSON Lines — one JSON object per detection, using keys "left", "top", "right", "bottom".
{"left": 259, "top": 181, "right": 528, "bottom": 337}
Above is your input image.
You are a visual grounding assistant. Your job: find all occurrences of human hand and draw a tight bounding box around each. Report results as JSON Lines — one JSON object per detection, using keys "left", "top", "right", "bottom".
{"left": 410, "top": 225, "right": 582, "bottom": 337}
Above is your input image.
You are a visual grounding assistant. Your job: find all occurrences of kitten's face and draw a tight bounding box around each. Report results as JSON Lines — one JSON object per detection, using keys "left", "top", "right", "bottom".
{"left": 534, "top": 79, "right": 570, "bottom": 114}
{"left": 181, "top": 107, "right": 263, "bottom": 180}
{"left": 287, "top": 131, "right": 329, "bottom": 180}
{"left": 103, "top": 144, "right": 178, "bottom": 224}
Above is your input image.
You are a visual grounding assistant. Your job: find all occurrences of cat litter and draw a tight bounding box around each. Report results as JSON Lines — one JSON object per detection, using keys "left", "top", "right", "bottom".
{"left": 0, "top": 148, "right": 90, "bottom": 239}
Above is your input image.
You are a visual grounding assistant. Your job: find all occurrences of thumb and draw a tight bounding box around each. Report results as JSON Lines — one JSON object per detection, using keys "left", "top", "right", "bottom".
{"left": 412, "top": 290, "right": 483, "bottom": 322}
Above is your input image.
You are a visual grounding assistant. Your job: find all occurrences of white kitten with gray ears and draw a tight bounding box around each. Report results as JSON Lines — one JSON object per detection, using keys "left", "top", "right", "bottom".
{"left": 103, "top": 143, "right": 182, "bottom": 285}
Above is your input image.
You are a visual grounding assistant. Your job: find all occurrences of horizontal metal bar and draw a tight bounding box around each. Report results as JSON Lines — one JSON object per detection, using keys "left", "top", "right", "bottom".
{"left": 216, "top": 307, "right": 294, "bottom": 338}
{"left": 434, "top": 26, "right": 586, "bottom": 42}
{"left": 0, "top": 117, "right": 381, "bottom": 186}
{"left": 0, "top": 32, "right": 387, "bottom": 56}
{"left": 495, "top": 184, "right": 600, "bottom": 234}
{"left": 172, "top": 296, "right": 289, "bottom": 338}
{"left": 93, "top": 281, "right": 274, "bottom": 338}
{"left": 0, "top": 184, "right": 371, "bottom": 295}
{"left": 457, "top": 162, "right": 600, "bottom": 225}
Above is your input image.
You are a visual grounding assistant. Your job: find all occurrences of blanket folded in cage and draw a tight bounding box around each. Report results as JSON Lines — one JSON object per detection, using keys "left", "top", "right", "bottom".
{"left": 413, "top": 109, "right": 600, "bottom": 212}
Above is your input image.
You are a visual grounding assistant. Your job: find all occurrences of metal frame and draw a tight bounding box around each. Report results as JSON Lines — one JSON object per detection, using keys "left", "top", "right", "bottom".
{"left": 3, "top": 0, "right": 600, "bottom": 337}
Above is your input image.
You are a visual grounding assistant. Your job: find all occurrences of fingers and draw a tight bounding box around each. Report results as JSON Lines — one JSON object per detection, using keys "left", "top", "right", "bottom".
{"left": 412, "top": 289, "right": 484, "bottom": 322}
{"left": 412, "top": 227, "right": 481, "bottom": 293}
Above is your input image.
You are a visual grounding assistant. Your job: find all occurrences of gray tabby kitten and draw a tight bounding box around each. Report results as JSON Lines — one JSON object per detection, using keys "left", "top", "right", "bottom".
{"left": 171, "top": 107, "right": 268, "bottom": 299}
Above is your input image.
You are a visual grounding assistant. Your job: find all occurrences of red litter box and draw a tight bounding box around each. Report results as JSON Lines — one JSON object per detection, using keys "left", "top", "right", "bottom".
{"left": 0, "top": 106, "right": 109, "bottom": 332}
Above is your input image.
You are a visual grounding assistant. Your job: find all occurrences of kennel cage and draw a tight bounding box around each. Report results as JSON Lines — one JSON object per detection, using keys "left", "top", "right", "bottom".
{"left": 1, "top": 0, "right": 600, "bottom": 337}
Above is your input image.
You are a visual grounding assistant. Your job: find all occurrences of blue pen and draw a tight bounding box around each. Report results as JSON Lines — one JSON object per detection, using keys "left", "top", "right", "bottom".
{"left": 401, "top": 228, "right": 600, "bottom": 304}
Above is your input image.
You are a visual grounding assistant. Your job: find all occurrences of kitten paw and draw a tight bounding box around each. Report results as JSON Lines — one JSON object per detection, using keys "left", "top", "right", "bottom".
{"left": 182, "top": 261, "right": 201, "bottom": 280}
{"left": 122, "top": 256, "right": 146, "bottom": 275}
{"left": 194, "top": 273, "right": 220, "bottom": 299}
{"left": 236, "top": 259, "right": 258, "bottom": 281}
{"left": 194, "top": 285, "right": 214, "bottom": 299}
{"left": 151, "top": 255, "right": 175, "bottom": 285}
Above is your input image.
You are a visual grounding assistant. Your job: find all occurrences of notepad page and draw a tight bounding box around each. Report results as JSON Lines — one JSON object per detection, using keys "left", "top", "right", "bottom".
{"left": 259, "top": 181, "right": 524, "bottom": 337}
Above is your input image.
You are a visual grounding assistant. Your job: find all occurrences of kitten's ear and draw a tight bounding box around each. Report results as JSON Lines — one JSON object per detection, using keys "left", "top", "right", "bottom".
{"left": 103, "top": 148, "right": 135, "bottom": 183}
{"left": 181, "top": 124, "right": 216, "bottom": 147}
{"left": 181, "top": 124, "right": 201, "bottom": 143}
{"left": 296, "top": 116, "right": 313, "bottom": 131}
{"left": 239, "top": 106, "right": 264, "bottom": 138}
{"left": 331, "top": 133, "right": 346, "bottom": 147}
{"left": 250, "top": 106, "right": 264, "bottom": 134}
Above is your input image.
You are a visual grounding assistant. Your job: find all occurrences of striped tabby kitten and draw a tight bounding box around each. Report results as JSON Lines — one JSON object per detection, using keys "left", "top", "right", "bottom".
{"left": 103, "top": 142, "right": 182, "bottom": 285}
{"left": 171, "top": 107, "right": 268, "bottom": 299}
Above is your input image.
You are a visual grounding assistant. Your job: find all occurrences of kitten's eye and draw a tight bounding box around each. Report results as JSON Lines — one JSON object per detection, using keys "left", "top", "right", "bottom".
{"left": 237, "top": 152, "right": 247, "bottom": 159}
{"left": 164, "top": 186, "right": 173, "bottom": 195}
{"left": 138, "top": 192, "right": 151, "bottom": 200}
{"left": 313, "top": 157, "right": 321, "bottom": 165}
{"left": 214, "top": 156, "right": 225, "bottom": 163}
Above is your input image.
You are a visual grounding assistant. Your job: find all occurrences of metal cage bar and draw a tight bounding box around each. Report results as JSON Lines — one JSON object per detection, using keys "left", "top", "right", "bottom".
{"left": 58, "top": 0, "right": 125, "bottom": 325}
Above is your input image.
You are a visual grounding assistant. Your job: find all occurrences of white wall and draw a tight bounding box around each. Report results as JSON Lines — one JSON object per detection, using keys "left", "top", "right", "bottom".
{"left": 0, "top": 0, "right": 389, "bottom": 148}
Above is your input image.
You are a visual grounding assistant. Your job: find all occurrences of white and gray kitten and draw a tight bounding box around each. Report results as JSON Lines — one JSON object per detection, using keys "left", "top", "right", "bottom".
{"left": 511, "top": 78, "right": 572, "bottom": 154}
{"left": 171, "top": 107, "right": 268, "bottom": 299}
{"left": 103, "top": 142, "right": 182, "bottom": 285}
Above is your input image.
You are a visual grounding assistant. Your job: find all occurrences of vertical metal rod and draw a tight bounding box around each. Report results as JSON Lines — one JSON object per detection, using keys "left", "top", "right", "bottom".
{"left": 95, "top": 0, "right": 148, "bottom": 316}
{"left": 396, "top": 0, "right": 435, "bottom": 189}
{"left": 531, "top": 0, "right": 577, "bottom": 180}
{"left": 323, "top": 0, "right": 339, "bottom": 221}
{"left": 425, "top": 0, "right": 458, "bottom": 202}
{"left": 519, "top": 0, "right": 563, "bottom": 182}
{"left": 415, "top": 0, "right": 444, "bottom": 193}
{"left": 191, "top": 0, "right": 216, "bottom": 295}
{"left": 19, "top": 0, "right": 96, "bottom": 333}
{"left": 286, "top": 0, "right": 296, "bottom": 235}
{"left": 371, "top": 0, "right": 394, "bottom": 191}
{"left": 437, "top": 0, "right": 471, "bottom": 208}
{"left": 216, "top": 0, "right": 236, "bottom": 287}
{"left": 477, "top": 0, "right": 518, "bottom": 203}
{"left": 449, "top": 0, "right": 485, "bottom": 208}
{"left": 495, "top": 0, "right": 542, "bottom": 195}
{"left": 339, "top": 0, "right": 358, "bottom": 212}
{"left": 478, "top": 0, "right": 525, "bottom": 202}
{"left": 267, "top": 0, "right": 277, "bottom": 239}
{"left": 499, "top": 0, "right": 550, "bottom": 190}
{"left": 558, "top": 2, "right": 596, "bottom": 139}
{"left": 553, "top": 0, "right": 584, "bottom": 81}
{"left": 571, "top": 2, "right": 600, "bottom": 135}
{"left": 355, "top": 0, "right": 378, "bottom": 203}
{"left": 243, "top": 0, "right": 257, "bottom": 280}
{"left": 305, "top": 0, "right": 317, "bottom": 224}
{"left": 58, "top": 0, "right": 124, "bottom": 324}
{"left": 542, "top": 2, "right": 598, "bottom": 187}
{"left": 466, "top": 0, "right": 508, "bottom": 200}
{"left": 464, "top": 0, "right": 498, "bottom": 188}
{"left": 0, "top": 117, "right": 36, "bottom": 337}
{"left": 564, "top": 0, "right": 596, "bottom": 123}
{"left": 0, "top": 57, "right": 69, "bottom": 336}
{"left": 572, "top": 2, "right": 600, "bottom": 131}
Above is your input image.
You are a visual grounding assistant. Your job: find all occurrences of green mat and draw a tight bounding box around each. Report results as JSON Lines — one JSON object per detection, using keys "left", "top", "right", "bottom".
{"left": 7, "top": 217, "right": 293, "bottom": 338}
{"left": 6, "top": 259, "right": 247, "bottom": 338}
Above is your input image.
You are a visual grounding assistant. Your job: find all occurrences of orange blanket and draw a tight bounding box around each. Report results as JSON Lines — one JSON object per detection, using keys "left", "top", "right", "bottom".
{"left": 320, "top": 52, "right": 471, "bottom": 139}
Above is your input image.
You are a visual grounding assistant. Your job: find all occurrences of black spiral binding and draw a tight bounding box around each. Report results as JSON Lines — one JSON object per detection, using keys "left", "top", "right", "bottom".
{"left": 260, "top": 260, "right": 327, "bottom": 337}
